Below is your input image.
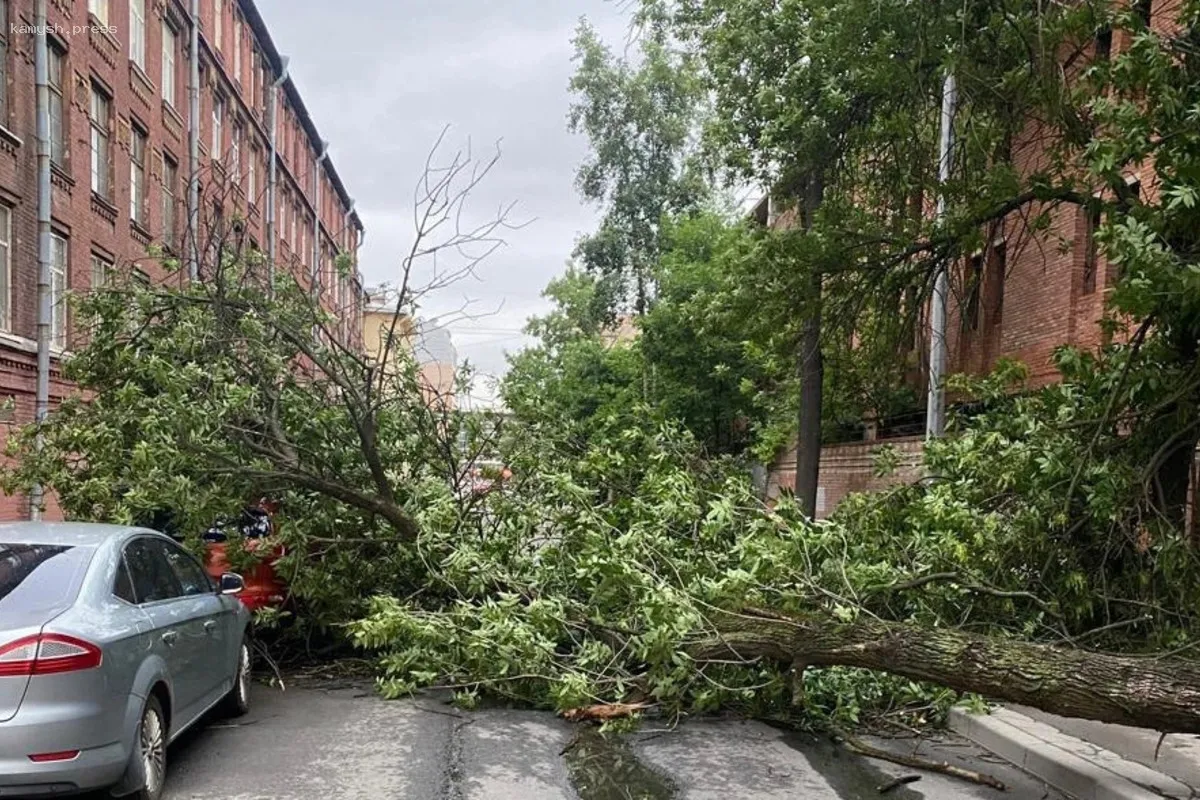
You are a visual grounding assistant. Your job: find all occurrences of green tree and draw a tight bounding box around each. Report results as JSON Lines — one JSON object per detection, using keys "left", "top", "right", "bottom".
{"left": 569, "top": 19, "right": 708, "bottom": 314}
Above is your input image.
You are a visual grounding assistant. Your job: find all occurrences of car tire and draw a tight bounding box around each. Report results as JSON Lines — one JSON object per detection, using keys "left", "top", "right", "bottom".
{"left": 128, "top": 695, "right": 167, "bottom": 800}
{"left": 219, "top": 637, "right": 252, "bottom": 717}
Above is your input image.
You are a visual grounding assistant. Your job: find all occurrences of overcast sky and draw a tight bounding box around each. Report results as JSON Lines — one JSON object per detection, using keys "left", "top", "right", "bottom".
{"left": 255, "top": 0, "right": 630, "bottom": 404}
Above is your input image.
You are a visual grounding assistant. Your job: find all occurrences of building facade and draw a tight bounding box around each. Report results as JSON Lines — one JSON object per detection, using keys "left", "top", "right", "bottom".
{"left": 767, "top": 1, "right": 1178, "bottom": 518}
{"left": 0, "top": 0, "right": 365, "bottom": 519}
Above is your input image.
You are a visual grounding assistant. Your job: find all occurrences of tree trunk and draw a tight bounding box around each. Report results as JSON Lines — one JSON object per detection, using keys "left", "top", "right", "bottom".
{"left": 690, "top": 609, "right": 1200, "bottom": 733}
{"left": 794, "top": 173, "right": 826, "bottom": 517}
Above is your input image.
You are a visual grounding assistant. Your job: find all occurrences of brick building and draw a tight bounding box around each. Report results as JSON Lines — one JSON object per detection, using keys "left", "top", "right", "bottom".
{"left": 0, "top": 0, "right": 365, "bottom": 519}
{"left": 766, "top": 1, "right": 1175, "bottom": 517}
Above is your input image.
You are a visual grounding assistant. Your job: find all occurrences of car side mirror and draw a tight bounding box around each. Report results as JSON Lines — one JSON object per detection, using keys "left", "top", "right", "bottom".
{"left": 219, "top": 573, "right": 245, "bottom": 595}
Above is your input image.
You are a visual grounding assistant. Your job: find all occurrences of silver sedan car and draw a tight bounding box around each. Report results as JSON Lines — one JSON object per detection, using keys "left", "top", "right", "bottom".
{"left": 0, "top": 523, "right": 252, "bottom": 799}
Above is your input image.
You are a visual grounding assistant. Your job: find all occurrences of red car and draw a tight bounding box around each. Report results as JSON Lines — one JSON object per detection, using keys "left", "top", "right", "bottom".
{"left": 202, "top": 500, "right": 287, "bottom": 612}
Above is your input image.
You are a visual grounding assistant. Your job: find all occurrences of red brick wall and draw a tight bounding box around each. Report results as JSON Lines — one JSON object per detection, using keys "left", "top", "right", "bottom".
{"left": 768, "top": 437, "right": 924, "bottom": 519}
{"left": 0, "top": 0, "right": 364, "bottom": 520}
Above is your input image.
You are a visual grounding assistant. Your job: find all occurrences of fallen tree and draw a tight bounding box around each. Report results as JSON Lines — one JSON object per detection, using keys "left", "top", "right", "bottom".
{"left": 691, "top": 609, "right": 1200, "bottom": 734}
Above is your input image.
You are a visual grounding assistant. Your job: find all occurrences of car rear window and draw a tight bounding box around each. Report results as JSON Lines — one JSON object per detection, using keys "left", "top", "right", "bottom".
{"left": 0, "top": 543, "right": 93, "bottom": 618}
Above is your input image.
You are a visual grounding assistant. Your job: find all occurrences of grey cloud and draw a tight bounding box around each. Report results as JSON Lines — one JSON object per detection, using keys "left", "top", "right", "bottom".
{"left": 256, "top": 0, "right": 626, "bottom": 396}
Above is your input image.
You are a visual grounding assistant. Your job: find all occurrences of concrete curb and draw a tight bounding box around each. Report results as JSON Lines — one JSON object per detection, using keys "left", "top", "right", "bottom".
{"left": 948, "top": 707, "right": 1192, "bottom": 800}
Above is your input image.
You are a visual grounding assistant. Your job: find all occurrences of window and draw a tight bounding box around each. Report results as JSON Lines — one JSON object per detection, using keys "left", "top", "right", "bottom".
{"left": 161, "top": 541, "right": 213, "bottom": 596}
{"left": 48, "top": 45, "right": 65, "bottom": 168}
{"left": 1135, "top": 0, "right": 1152, "bottom": 26}
{"left": 261, "top": 58, "right": 272, "bottom": 112}
{"left": 90, "top": 85, "right": 111, "bottom": 199}
{"left": 162, "top": 153, "right": 178, "bottom": 248}
{"left": 88, "top": 0, "right": 108, "bottom": 25}
{"left": 50, "top": 233, "right": 67, "bottom": 349}
{"left": 213, "top": 0, "right": 223, "bottom": 51}
{"left": 231, "top": 121, "right": 242, "bottom": 187}
{"left": 91, "top": 252, "right": 111, "bottom": 289}
{"left": 1096, "top": 28, "right": 1113, "bottom": 61}
{"left": 0, "top": 543, "right": 93, "bottom": 617}
{"left": 1082, "top": 207, "right": 1102, "bottom": 295}
{"left": 248, "top": 144, "right": 258, "bottom": 201}
{"left": 991, "top": 241, "right": 1006, "bottom": 320}
{"left": 233, "top": 14, "right": 242, "bottom": 84}
{"left": 130, "top": 125, "right": 147, "bottom": 225}
{"left": 211, "top": 94, "right": 224, "bottom": 161}
{"left": 114, "top": 557, "right": 137, "bottom": 604}
{"left": 129, "top": 0, "right": 146, "bottom": 70}
{"left": 123, "top": 538, "right": 182, "bottom": 604}
{"left": 161, "top": 21, "right": 177, "bottom": 106}
{"left": 0, "top": 206, "right": 9, "bottom": 331}
{"left": 965, "top": 253, "right": 983, "bottom": 331}
{"left": 0, "top": 2, "right": 9, "bottom": 126}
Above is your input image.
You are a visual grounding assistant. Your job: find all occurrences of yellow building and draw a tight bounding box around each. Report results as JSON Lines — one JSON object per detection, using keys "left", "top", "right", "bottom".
{"left": 361, "top": 288, "right": 457, "bottom": 409}
{"left": 361, "top": 288, "right": 416, "bottom": 367}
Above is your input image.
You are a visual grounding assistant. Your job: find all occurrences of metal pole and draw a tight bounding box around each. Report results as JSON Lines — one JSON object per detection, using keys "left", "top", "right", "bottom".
{"left": 31, "top": 0, "right": 51, "bottom": 520}
{"left": 925, "top": 72, "right": 957, "bottom": 440}
{"left": 266, "top": 59, "right": 288, "bottom": 290}
{"left": 187, "top": 0, "right": 200, "bottom": 281}
{"left": 313, "top": 141, "right": 329, "bottom": 292}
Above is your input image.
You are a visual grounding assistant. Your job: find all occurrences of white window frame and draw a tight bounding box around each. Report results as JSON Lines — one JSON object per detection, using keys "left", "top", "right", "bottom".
{"left": 129, "top": 0, "right": 146, "bottom": 70}
{"left": 211, "top": 94, "right": 224, "bottom": 162}
{"left": 0, "top": 206, "right": 10, "bottom": 331}
{"left": 88, "top": 0, "right": 108, "bottom": 25}
{"left": 48, "top": 45, "right": 65, "bottom": 167}
{"left": 91, "top": 252, "right": 112, "bottom": 290}
{"left": 248, "top": 144, "right": 258, "bottom": 201}
{"left": 130, "top": 125, "right": 147, "bottom": 225}
{"left": 230, "top": 121, "right": 241, "bottom": 187}
{"left": 161, "top": 21, "right": 177, "bottom": 107}
{"left": 50, "top": 233, "right": 67, "bottom": 350}
{"left": 233, "top": 14, "right": 242, "bottom": 84}
{"left": 90, "top": 86, "right": 111, "bottom": 199}
{"left": 162, "top": 153, "right": 178, "bottom": 248}
{"left": 213, "top": 0, "right": 223, "bottom": 51}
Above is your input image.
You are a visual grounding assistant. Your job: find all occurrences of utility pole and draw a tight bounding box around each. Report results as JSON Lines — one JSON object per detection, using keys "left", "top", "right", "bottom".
{"left": 925, "top": 72, "right": 957, "bottom": 439}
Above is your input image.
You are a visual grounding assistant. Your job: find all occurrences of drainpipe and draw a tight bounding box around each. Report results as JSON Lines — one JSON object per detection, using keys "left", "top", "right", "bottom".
{"left": 266, "top": 58, "right": 289, "bottom": 289}
{"left": 187, "top": 0, "right": 200, "bottom": 281}
{"left": 313, "top": 141, "right": 329, "bottom": 294}
{"left": 31, "top": 0, "right": 50, "bottom": 520}
{"left": 925, "top": 72, "right": 957, "bottom": 440}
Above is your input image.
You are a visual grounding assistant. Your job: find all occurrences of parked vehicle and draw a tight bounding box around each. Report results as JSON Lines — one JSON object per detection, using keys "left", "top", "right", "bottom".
{"left": 200, "top": 499, "right": 288, "bottom": 613}
{"left": 0, "top": 522, "right": 252, "bottom": 799}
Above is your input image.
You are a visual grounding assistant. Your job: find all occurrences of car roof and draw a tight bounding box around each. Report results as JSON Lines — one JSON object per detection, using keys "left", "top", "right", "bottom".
{"left": 0, "top": 521, "right": 155, "bottom": 547}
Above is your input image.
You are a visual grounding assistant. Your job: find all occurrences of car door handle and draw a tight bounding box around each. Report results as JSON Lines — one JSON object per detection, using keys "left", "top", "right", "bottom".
{"left": 203, "top": 620, "right": 218, "bottom": 634}
{"left": 161, "top": 631, "right": 178, "bottom": 646}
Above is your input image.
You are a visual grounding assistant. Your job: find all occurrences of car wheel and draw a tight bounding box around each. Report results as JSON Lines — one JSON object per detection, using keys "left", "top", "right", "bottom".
{"left": 130, "top": 695, "right": 167, "bottom": 800}
{"left": 220, "top": 637, "right": 251, "bottom": 717}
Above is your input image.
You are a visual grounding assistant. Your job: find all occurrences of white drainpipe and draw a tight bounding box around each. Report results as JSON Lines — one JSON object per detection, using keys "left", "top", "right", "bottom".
{"left": 187, "top": 0, "right": 200, "bottom": 280}
{"left": 31, "top": 0, "right": 51, "bottom": 520}
{"left": 266, "top": 58, "right": 289, "bottom": 289}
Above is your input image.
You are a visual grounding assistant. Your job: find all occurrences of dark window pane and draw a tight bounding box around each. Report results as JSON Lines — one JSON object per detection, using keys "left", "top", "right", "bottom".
{"left": 161, "top": 542, "right": 212, "bottom": 596}
{"left": 0, "top": 543, "right": 92, "bottom": 619}
{"left": 125, "top": 539, "right": 183, "bottom": 603}
{"left": 114, "top": 557, "right": 136, "bottom": 603}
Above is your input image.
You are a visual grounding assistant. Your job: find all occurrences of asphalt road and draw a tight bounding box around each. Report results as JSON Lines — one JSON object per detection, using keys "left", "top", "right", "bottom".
{"left": 147, "top": 680, "right": 1066, "bottom": 800}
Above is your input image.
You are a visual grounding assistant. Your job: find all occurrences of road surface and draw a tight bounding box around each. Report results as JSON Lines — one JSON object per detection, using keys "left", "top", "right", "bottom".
{"left": 147, "top": 679, "right": 1064, "bottom": 799}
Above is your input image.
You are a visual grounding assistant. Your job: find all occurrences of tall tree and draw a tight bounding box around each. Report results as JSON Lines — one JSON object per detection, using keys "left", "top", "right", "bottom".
{"left": 568, "top": 19, "right": 708, "bottom": 315}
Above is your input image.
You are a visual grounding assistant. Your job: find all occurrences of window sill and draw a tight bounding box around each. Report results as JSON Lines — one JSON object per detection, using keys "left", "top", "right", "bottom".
{"left": 0, "top": 331, "right": 37, "bottom": 354}
{"left": 0, "top": 125, "right": 22, "bottom": 154}
{"left": 130, "top": 219, "right": 152, "bottom": 246}
{"left": 90, "top": 192, "right": 119, "bottom": 224}
{"left": 50, "top": 163, "right": 73, "bottom": 190}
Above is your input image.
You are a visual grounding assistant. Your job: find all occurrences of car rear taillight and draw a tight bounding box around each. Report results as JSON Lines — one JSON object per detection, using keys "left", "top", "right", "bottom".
{"left": 0, "top": 634, "right": 102, "bottom": 676}
{"left": 29, "top": 750, "right": 80, "bottom": 762}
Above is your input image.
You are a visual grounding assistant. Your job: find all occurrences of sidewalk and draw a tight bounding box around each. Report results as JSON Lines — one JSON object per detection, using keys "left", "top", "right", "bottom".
{"left": 949, "top": 705, "right": 1200, "bottom": 800}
